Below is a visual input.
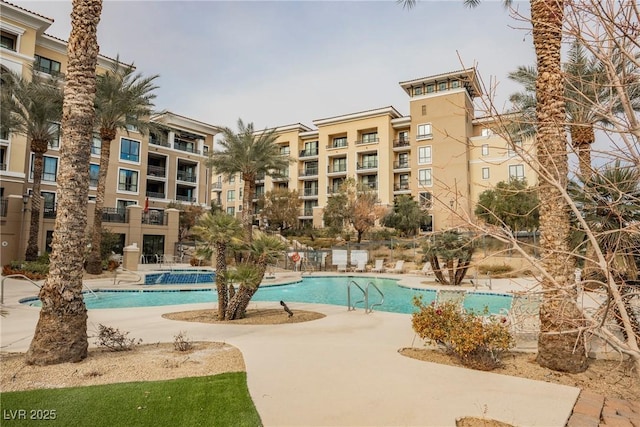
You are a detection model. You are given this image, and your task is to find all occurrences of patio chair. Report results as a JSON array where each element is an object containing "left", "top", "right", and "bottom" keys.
[
  {"left": 411, "top": 263, "right": 434, "bottom": 276},
  {"left": 353, "top": 260, "right": 367, "bottom": 272},
  {"left": 337, "top": 263, "right": 349, "bottom": 273},
  {"left": 502, "top": 293, "right": 542, "bottom": 340},
  {"left": 371, "top": 259, "right": 385, "bottom": 273},
  {"left": 388, "top": 260, "right": 405, "bottom": 274},
  {"left": 436, "top": 289, "right": 466, "bottom": 306}
]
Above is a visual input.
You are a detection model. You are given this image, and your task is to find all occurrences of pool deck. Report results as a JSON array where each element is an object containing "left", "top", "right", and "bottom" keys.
[{"left": 0, "top": 269, "right": 581, "bottom": 426}]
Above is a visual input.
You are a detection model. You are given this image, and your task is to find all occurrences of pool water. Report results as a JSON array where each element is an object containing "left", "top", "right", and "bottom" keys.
[
  {"left": 23, "top": 276, "right": 512, "bottom": 314},
  {"left": 144, "top": 270, "right": 215, "bottom": 285}
]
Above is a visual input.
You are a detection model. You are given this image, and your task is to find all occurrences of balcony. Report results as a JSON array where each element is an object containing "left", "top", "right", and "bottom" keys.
[
  {"left": 393, "top": 138, "right": 410, "bottom": 150},
  {"left": 142, "top": 210, "right": 167, "bottom": 225},
  {"left": 212, "top": 182, "right": 223, "bottom": 192},
  {"left": 360, "top": 182, "right": 378, "bottom": 191},
  {"left": 43, "top": 208, "right": 57, "bottom": 219},
  {"left": 299, "top": 208, "right": 314, "bottom": 218},
  {"left": 327, "top": 165, "right": 347, "bottom": 175},
  {"left": 356, "top": 161, "right": 378, "bottom": 171},
  {"left": 255, "top": 172, "right": 265, "bottom": 182},
  {"left": 272, "top": 174, "right": 289, "bottom": 182},
  {"left": 355, "top": 137, "right": 379, "bottom": 145},
  {"left": 327, "top": 141, "right": 348, "bottom": 149},
  {"left": 102, "top": 207, "right": 127, "bottom": 223},
  {"left": 299, "top": 148, "right": 319, "bottom": 158},
  {"left": 176, "top": 195, "right": 196, "bottom": 203},
  {"left": 147, "top": 165, "right": 167, "bottom": 178},
  {"left": 176, "top": 170, "right": 197, "bottom": 183},
  {"left": 146, "top": 191, "right": 166, "bottom": 199},
  {"left": 301, "top": 188, "right": 319, "bottom": 198},
  {"left": 393, "top": 161, "right": 410, "bottom": 170},
  {"left": 393, "top": 183, "right": 411, "bottom": 192},
  {"left": 149, "top": 136, "right": 170, "bottom": 147},
  {"left": 299, "top": 168, "right": 319, "bottom": 178},
  {"left": 174, "top": 141, "right": 201, "bottom": 155}
]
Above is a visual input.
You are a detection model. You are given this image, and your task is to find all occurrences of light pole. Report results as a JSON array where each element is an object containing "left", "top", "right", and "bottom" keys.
[
  {"left": 449, "top": 199, "right": 454, "bottom": 228},
  {"left": 19, "top": 192, "right": 30, "bottom": 261}
]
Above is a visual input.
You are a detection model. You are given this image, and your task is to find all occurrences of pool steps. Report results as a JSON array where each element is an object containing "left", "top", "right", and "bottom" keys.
[{"left": 347, "top": 279, "right": 385, "bottom": 314}]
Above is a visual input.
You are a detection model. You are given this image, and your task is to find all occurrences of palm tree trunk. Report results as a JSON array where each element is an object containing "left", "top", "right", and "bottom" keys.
[
  {"left": 241, "top": 173, "right": 254, "bottom": 242},
  {"left": 25, "top": 147, "right": 46, "bottom": 261},
  {"left": 86, "top": 136, "right": 113, "bottom": 274},
  {"left": 215, "top": 242, "right": 228, "bottom": 320},
  {"left": 532, "top": 0, "right": 588, "bottom": 373},
  {"left": 225, "top": 263, "right": 267, "bottom": 320},
  {"left": 26, "top": 0, "right": 102, "bottom": 366}
]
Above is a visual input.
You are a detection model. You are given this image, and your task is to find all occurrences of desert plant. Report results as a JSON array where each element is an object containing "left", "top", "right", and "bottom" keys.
[
  {"left": 477, "top": 264, "right": 514, "bottom": 276},
  {"left": 412, "top": 298, "right": 513, "bottom": 370},
  {"left": 95, "top": 324, "right": 142, "bottom": 352},
  {"left": 173, "top": 331, "right": 193, "bottom": 352}
]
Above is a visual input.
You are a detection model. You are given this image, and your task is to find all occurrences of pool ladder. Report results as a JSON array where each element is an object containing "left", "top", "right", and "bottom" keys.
[
  {"left": 346, "top": 280, "right": 384, "bottom": 314},
  {"left": 1, "top": 274, "right": 99, "bottom": 304}
]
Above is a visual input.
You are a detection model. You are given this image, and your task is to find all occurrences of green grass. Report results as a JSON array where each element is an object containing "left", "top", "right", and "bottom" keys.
[{"left": 0, "top": 372, "right": 261, "bottom": 427}]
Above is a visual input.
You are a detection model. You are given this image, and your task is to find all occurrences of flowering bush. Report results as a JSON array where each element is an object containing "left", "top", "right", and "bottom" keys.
[{"left": 411, "top": 296, "right": 513, "bottom": 370}]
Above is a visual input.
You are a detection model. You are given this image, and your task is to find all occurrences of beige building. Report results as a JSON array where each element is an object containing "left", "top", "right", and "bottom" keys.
[
  {"left": 216, "top": 68, "right": 536, "bottom": 232},
  {"left": 0, "top": 1, "right": 220, "bottom": 263}
]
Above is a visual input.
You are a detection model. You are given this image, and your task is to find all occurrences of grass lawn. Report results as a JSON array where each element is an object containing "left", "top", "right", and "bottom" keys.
[{"left": 0, "top": 372, "right": 261, "bottom": 427}]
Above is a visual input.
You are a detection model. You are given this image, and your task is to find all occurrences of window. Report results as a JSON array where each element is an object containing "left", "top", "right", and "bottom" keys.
[
  {"left": 418, "top": 168, "right": 432, "bottom": 186},
  {"left": 30, "top": 155, "right": 58, "bottom": 182},
  {"left": 125, "top": 115, "right": 138, "bottom": 132},
  {"left": 229, "top": 174, "right": 235, "bottom": 184},
  {"left": 203, "top": 145, "right": 209, "bottom": 155},
  {"left": 89, "top": 164, "right": 99, "bottom": 187},
  {"left": 509, "top": 164, "right": 525, "bottom": 181},
  {"left": 421, "top": 105, "right": 426, "bottom": 116},
  {"left": 226, "top": 207, "right": 235, "bottom": 216},
  {"left": 417, "top": 123, "right": 432, "bottom": 139},
  {"left": 280, "top": 145, "right": 290, "bottom": 156},
  {"left": 1, "top": 128, "right": 8, "bottom": 141},
  {"left": 332, "top": 136, "right": 347, "bottom": 148},
  {"left": 426, "top": 84, "right": 435, "bottom": 93},
  {"left": 49, "top": 123, "right": 60, "bottom": 148},
  {"left": 34, "top": 55, "right": 61, "bottom": 75},
  {"left": 481, "top": 144, "right": 489, "bottom": 156},
  {"left": 91, "top": 135, "right": 101, "bottom": 155},
  {"left": 360, "top": 154, "right": 377, "bottom": 169},
  {"left": 116, "top": 199, "right": 137, "bottom": 211},
  {"left": 414, "top": 86, "right": 422, "bottom": 96},
  {"left": 418, "top": 146, "right": 432, "bottom": 164},
  {"left": 438, "top": 82, "right": 447, "bottom": 91},
  {"left": 42, "top": 192, "right": 56, "bottom": 217},
  {"left": 451, "top": 80, "right": 460, "bottom": 89},
  {"left": 481, "top": 128, "right": 492, "bottom": 137},
  {"left": 397, "top": 152, "right": 409, "bottom": 168},
  {"left": 482, "top": 167, "right": 490, "bottom": 180},
  {"left": 508, "top": 140, "right": 522, "bottom": 157},
  {"left": 332, "top": 157, "right": 346, "bottom": 172},
  {"left": 419, "top": 192, "right": 432, "bottom": 208},
  {"left": 361, "top": 132, "right": 378, "bottom": 144},
  {"left": 118, "top": 169, "right": 139, "bottom": 192},
  {"left": 398, "top": 131, "right": 408, "bottom": 142},
  {"left": 361, "top": 175, "right": 377, "bottom": 189},
  {"left": 227, "top": 190, "right": 236, "bottom": 201},
  {"left": 120, "top": 138, "right": 140, "bottom": 162},
  {"left": 1, "top": 31, "right": 17, "bottom": 51}
]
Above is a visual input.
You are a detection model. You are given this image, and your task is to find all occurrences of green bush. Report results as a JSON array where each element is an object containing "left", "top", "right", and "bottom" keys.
[
  {"left": 8, "top": 260, "right": 50, "bottom": 276},
  {"left": 411, "top": 297, "right": 513, "bottom": 370}
]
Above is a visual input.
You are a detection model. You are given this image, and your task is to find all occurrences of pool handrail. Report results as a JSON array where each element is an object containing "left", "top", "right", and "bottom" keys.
[
  {"left": 114, "top": 267, "right": 142, "bottom": 286},
  {"left": 347, "top": 280, "right": 366, "bottom": 311},
  {"left": 365, "top": 281, "right": 385, "bottom": 313},
  {"left": 1, "top": 274, "right": 42, "bottom": 304}
]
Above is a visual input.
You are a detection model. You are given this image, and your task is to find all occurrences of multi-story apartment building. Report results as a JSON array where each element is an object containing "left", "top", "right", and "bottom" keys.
[
  {"left": 0, "top": 1, "right": 220, "bottom": 262},
  {"left": 215, "top": 68, "right": 536, "bottom": 232}
]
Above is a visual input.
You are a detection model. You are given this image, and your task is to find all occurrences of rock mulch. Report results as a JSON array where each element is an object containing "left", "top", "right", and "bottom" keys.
[{"left": 567, "top": 390, "right": 640, "bottom": 427}]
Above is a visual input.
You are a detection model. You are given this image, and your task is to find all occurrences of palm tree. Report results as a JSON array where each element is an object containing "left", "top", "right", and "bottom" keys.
[
  {"left": 26, "top": 0, "right": 102, "bottom": 365},
  {"left": 401, "top": 0, "right": 588, "bottom": 372},
  {"left": 85, "top": 59, "right": 159, "bottom": 274},
  {"left": 225, "top": 233, "right": 285, "bottom": 320},
  {"left": 191, "top": 211, "right": 243, "bottom": 320},
  {"left": 207, "top": 119, "right": 292, "bottom": 242},
  {"left": 422, "top": 230, "right": 475, "bottom": 286},
  {"left": 507, "top": 41, "right": 639, "bottom": 177},
  {"left": 1, "top": 70, "right": 63, "bottom": 260}
]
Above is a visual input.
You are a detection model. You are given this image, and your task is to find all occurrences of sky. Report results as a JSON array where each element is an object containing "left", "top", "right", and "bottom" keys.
[{"left": 11, "top": 0, "right": 536, "bottom": 131}]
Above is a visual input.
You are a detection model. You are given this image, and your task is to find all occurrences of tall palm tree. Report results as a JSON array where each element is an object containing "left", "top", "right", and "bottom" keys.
[
  {"left": 401, "top": 0, "right": 588, "bottom": 372},
  {"left": 207, "top": 119, "right": 292, "bottom": 242},
  {"left": 85, "top": 60, "right": 159, "bottom": 274},
  {"left": 26, "top": 0, "right": 102, "bottom": 365},
  {"left": 508, "top": 41, "right": 639, "bottom": 177},
  {"left": 1, "top": 71, "right": 63, "bottom": 260},
  {"left": 225, "top": 233, "right": 285, "bottom": 320},
  {"left": 191, "top": 211, "right": 243, "bottom": 320}
]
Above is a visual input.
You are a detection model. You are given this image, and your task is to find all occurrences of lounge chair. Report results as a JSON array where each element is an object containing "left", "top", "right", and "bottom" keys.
[
  {"left": 436, "top": 289, "right": 466, "bottom": 306},
  {"left": 353, "top": 260, "right": 367, "bottom": 272},
  {"left": 388, "top": 260, "right": 405, "bottom": 274},
  {"left": 337, "top": 263, "right": 349, "bottom": 273},
  {"left": 371, "top": 259, "right": 385, "bottom": 273},
  {"left": 501, "top": 293, "right": 542, "bottom": 339},
  {"left": 411, "top": 263, "right": 434, "bottom": 276}
]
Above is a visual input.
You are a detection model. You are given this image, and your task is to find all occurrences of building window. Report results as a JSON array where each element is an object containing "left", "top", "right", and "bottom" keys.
[
  {"left": 509, "top": 164, "right": 525, "bottom": 181},
  {"left": 482, "top": 167, "right": 490, "bottom": 180},
  {"left": 332, "top": 157, "right": 346, "bottom": 173},
  {"left": 419, "top": 192, "right": 432, "bottom": 208},
  {"left": 398, "top": 131, "right": 408, "bottom": 142},
  {"left": 30, "top": 155, "right": 58, "bottom": 182},
  {"left": 116, "top": 199, "right": 137, "bottom": 211},
  {"left": 426, "top": 84, "right": 435, "bottom": 93},
  {"left": 481, "top": 144, "right": 489, "bottom": 156},
  {"left": 414, "top": 86, "right": 422, "bottom": 96},
  {"left": 418, "top": 146, "right": 432, "bottom": 164},
  {"left": 360, "top": 154, "right": 377, "bottom": 169},
  {"left": 418, "top": 168, "right": 432, "bottom": 187},
  {"left": 481, "top": 128, "right": 492, "bottom": 137},
  {"left": 89, "top": 164, "right": 100, "bottom": 187},
  {"left": 227, "top": 190, "right": 236, "bottom": 202},
  {"left": 42, "top": 192, "right": 56, "bottom": 217},
  {"left": 120, "top": 138, "right": 140, "bottom": 162},
  {"left": 417, "top": 123, "right": 432, "bottom": 140},
  {"left": 34, "top": 55, "right": 61, "bottom": 75},
  {"left": 438, "top": 82, "right": 447, "bottom": 91},
  {"left": 421, "top": 105, "right": 426, "bottom": 116},
  {"left": 332, "top": 136, "right": 347, "bottom": 148},
  {"left": 49, "top": 123, "right": 60, "bottom": 149},
  {"left": 280, "top": 145, "right": 290, "bottom": 156},
  {"left": 508, "top": 140, "right": 522, "bottom": 157},
  {"left": 1, "top": 31, "right": 17, "bottom": 51},
  {"left": 226, "top": 207, "right": 235, "bottom": 216},
  {"left": 361, "top": 132, "right": 378, "bottom": 144},
  {"left": 118, "top": 169, "right": 139, "bottom": 192},
  {"left": 451, "top": 80, "right": 460, "bottom": 88},
  {"left": 91, "top": 135, "right": 101, "bottom": 155}
]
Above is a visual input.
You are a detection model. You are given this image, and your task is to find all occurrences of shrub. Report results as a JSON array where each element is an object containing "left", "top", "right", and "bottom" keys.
[
  {"left": 411, "top": 297, "right": 513, "bottom": 370},
  {"left": 477, "top": 264, "right": 514, "bottom": 276},
  {"left": 95, "top": 324, "right": 142, "bottom": 351},
  {"left": 4, "top": 260, "right": 49, "bottom": 280},
  {"left": 173, "top": 331, "right": 193, "bottom": 352}
]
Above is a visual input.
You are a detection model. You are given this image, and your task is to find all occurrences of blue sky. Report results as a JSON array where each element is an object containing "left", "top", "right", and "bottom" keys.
[{"left": 13, "top": 0, "right": 535, "bottom": 131}]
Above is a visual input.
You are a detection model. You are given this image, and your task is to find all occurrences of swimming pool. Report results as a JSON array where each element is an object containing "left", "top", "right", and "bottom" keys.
[
  {"left": 144, "top": 269, "right": 215, "bottom": 285},
  {"left": 22, "top": 276, "right": 512, "bottom": 314}
]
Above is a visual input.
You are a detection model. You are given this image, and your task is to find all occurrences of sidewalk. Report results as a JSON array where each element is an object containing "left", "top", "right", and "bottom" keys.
[{"left": 1, "top": 275, "right": 580, "bottom": 426}]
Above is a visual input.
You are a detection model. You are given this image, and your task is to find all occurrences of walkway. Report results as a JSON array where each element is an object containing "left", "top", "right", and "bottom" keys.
[{"left": 1, "top": 273, "right": 581, "bottom": 426}]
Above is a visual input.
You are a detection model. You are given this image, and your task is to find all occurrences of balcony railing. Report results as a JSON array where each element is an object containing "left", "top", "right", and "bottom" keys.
[
  {"left": 212, "top": 182, "right": 223, "bottom": 191},
  {"left": 328, "top": 165, "right": 347, "bottom": 174},
  {"left": 174, "top": 141, "right": 201, "bottom": 155},
  {"left": 0, "top": 198, "right": 8, "bottom": 217},
  {"left": 0, "top": 163, "right": 6, "bottom": 171},
  {"left": 176, "top": 195, "right": 196, "bottom": 203},
  {"left": 147, "top": 165, "right": 167, "bottom": 178},
  {"left": 255, "top": 173, "right": 266, "bottom": 182},
  {"left": 149, "top": 137, "right": 170, "bottom": 147},
  {"left": 360, "top": 182, "right": 378, "bottom": 190},
  {"left": 355, "top": 137, "right": 379, "bottom": 145},
  {"left": 394, "top": 183, "right": 410, "bottom": 191},
  {"left": 176, "top": 170, "right": 197, "bottom": 183},
  {"left": 142, "top": 211, "right": 167, "bottom": 225},
  {"left": 89, "top": 178, "right": 99, "bottom": 187},
  {"left": 302, "top": 188, "right": 319, "bottom": 197},
  {"left": 327, "top": 142, "right": 348, "bottom": 149},
  {"left": 299, "top": 148, "right": 318, "bottom": 157},
  {"left": 102, "top": 207, "right": 127, "bottom": 223},
  {"left": 272, "top": 174, "right": 289, "bottom": 182},
  {"left": 357, "top": 161, "right": 378, "bottom": 170},
  {"left": 393, "top": 161, "right": 410, "bottom": 169},
  {"left": 300, "top": 209, "right": 314, "bottom": 217},
  {"left": 299, "top": 168, "right": 319, "bottom": 177},
  {"left": 146, "top": 191, "right": 166, "bottom": 199},
  {"left": 393, "top": 138, "right": 410, "bottom": 148}
]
